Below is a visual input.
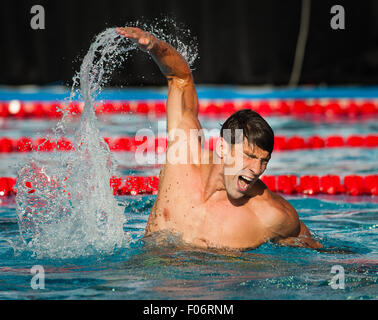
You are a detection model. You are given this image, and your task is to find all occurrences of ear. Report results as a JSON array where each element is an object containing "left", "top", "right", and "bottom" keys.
[{"left": 215, "top": 137, "right": 229, "bottom": 159}]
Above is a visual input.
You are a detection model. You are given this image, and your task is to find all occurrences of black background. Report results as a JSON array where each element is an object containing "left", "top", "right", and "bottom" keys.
[{"left": 1, "top": 0, "right": 378, "bottom": 86}]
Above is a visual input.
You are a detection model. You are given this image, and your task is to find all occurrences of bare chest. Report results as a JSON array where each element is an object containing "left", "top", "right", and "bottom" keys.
[{"left": 147, "top": 165, "right": 267, "bottom": 249}]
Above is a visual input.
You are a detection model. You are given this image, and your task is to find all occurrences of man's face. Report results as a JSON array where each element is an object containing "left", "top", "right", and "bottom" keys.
[{"left": 223, "top": 138, "right": 271, "bottom": 200}]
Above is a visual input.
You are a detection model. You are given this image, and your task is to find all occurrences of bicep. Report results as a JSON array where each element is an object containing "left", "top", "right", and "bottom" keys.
[{"left": 265, "top": 191, "right": 322, "bottom": 248}]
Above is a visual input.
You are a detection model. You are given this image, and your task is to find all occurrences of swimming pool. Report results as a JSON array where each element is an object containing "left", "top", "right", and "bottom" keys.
[{"left": 0, "top": 87, "right": 377, "bottom": 300}]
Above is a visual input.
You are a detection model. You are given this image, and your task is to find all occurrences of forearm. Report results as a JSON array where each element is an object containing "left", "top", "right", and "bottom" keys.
[
  {"left": 274, "top": 221, "right": 323, "bottom": 249},
  {"left": 274, "top": 235, "right": 323, "bottom": 249},
  {"left": 148, "top": 36, "right": 192, "bottom": 81}
]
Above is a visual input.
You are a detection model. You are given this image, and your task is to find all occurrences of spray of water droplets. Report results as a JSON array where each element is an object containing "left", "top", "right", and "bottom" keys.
[
  {"left": 12, "top": 20, "right": 198, "bottom": 259},
  {"left": 13, "top": 29, "right": 133, "bottom": 259},
  {"left": 130, "top": 17, "right": 199, "bottom": 69}
]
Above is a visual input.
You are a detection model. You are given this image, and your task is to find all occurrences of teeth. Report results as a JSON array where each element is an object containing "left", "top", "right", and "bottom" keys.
[{"left": 241, "top": 175, "right": 252, "bottom": 182}]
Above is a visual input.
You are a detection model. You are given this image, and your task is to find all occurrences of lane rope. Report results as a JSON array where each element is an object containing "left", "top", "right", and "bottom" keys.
[
  {"left": 0, "top": 134, "right": 377, "bottom": 153},
  {"left": 0, "top": 174, "right": 376, "bottom": 197},
  {"left": 1, "top": 99, "right": 378, "bottom": 118}
]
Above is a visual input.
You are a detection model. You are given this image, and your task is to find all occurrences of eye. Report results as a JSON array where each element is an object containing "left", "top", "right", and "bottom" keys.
[{"left": 244, "top": 153, "right": 255, "bottom": 159}]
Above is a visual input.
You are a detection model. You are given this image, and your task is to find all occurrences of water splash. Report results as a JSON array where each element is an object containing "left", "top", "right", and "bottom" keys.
[
  {"left": 130, "top": 17, "right": 199, "bottom": 68},
  {"left": 14, "top": 29, "right": 134, "bottom": 259},
  {"left": 13, "top": 19, "right": 198, "bottom": 259}
]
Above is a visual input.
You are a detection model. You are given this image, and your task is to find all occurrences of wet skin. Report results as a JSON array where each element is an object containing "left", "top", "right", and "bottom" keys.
[{"left": 116, "top": 27, "right": 323, "bottom": 250}]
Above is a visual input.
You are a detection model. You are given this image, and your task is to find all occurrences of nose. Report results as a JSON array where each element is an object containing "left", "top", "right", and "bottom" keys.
[{"left": 248, "top": 160, "right": 263, "bottom": 177}]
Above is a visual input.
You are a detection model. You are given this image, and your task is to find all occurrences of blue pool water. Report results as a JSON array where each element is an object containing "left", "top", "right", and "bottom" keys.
[{"left": 0, "top": 87, "right": 377, "bottom": 300}]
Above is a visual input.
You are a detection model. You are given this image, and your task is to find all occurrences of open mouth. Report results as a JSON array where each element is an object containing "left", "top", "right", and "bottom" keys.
[{"left": 237, "top": 175, "right": 254, "bottom": 192}]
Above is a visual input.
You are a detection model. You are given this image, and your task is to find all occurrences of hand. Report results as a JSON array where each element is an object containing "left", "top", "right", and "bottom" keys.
[{"left": 116, "top": 27, "right": 155, "bottom": 52}]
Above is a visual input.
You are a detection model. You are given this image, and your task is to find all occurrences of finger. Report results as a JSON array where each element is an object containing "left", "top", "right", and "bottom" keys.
[
  {"left": 116, "top": 27, "right": 132, "bottom": 34},
  {"left": 116, "top": 29, "right": 138, "bottom": 39},
  {"left": 116, "top": 27, "right": 126, "bottom": 34},
  {"left": 117, "top": 27, "right": 140, "bottom": 34},
  {"left": 139, "top": 38, "right": 150, "bottom": 46}
]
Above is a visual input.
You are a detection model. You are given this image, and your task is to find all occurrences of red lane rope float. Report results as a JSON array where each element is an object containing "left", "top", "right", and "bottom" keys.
[
  {"left": 261, "top": 175, "right": 378, "bottom": 196},
  {"left": 0, "top": 134, "right": 377, "bottom": 153},
  {"left": 1, "top": 99, "right": 378, "bottom": 118},
  {"left": 0, "top": 175, "right": 376, "bottom": 197},
  {"left": 0, "top": 137, "right": 74, "bottom": 153}
]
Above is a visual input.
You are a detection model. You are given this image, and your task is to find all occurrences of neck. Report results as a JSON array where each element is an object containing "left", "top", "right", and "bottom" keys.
[{"left": 202, "top": 161, "right": 226, "bottom": 202}]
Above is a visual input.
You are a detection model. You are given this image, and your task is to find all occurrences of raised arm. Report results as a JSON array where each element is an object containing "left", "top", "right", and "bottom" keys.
[{"left": 116, "top": 27, "right": 199, "bottom": 132}]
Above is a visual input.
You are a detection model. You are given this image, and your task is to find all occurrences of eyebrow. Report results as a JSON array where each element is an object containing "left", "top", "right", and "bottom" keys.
[{"left": 244, "top": 152, "right": 271, "bottom": 161}]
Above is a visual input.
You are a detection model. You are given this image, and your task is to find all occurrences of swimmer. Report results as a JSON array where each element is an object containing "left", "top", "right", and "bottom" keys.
[{"left": 116, "top": 27, "right": 323, "bottom": 250}]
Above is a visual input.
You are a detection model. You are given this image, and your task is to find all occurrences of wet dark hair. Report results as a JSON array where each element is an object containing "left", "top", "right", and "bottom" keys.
[{"left": 220, "top": 109, "right": 274, "bottom": 153}]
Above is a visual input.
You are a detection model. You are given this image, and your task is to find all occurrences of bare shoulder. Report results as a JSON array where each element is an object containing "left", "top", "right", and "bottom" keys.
[
  {"left": 249, "top": 179, "right": 300, "bottom": 239},
  {"left": 250, "top": 180, "right": 323, "bottom": 249}
]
